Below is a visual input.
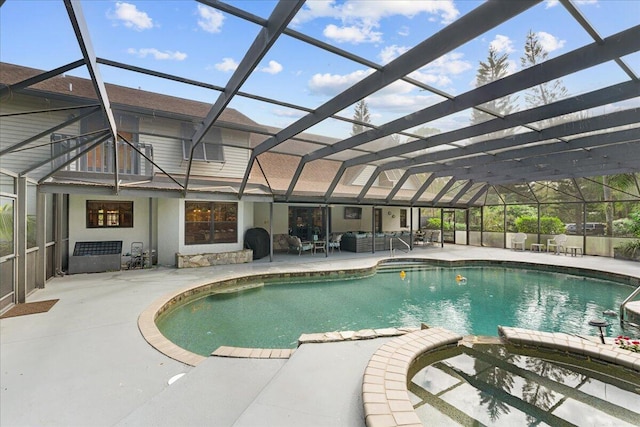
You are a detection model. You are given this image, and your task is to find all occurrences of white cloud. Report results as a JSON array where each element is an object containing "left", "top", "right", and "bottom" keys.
[
  {"left": 536, "top": 31, "right": 565, "bottom": 52},
  {"left": 378, "top": 45, "right": 410, "bottom": 65},
  {"left": 308, "top": 69, "right": 375, "bottom": 96},
  {"left": 273, "top": 108, "right": 305, "bottom": 118},
  {"left": 430, "top": 52, "right": 473, "bottom": 75},
  {"left": 197, "top": 4, "right": 224, "bottom": 33},
  {"left": 490, "top": 35, "right": 515, "bottom": 54},
  {"left": 127, "top": 48, "right": 186, "bottom": 61},
  {"left": 398, "top": 26, "right": 410, "bottom": 37},
  {"left": 308, "top": 66, "right": 442, "bottom": 115},
  {"left": 215, "top": 57, "right": 238, "bottom": 72},
  {"left": 111, "top": 2, "right": 153, "bottom": 31},
  {"left": 379, "top": 47, "right": 471, "bottom": 87},
  {"left": 546, "top": 0, "right": 597, "bottom": 7},
  {"left": 368, "top": 92, "right": 442, "bottom": 114},
  {"left": 295, "top": 1, "right": 459, "bottom": 26},
  {"left": 505, "top": 59, "right": 518, "bottom": 76},
  {"left": 293, "top": 1, "right": 459, "bottom": 45},
  {"left": 323, "top": 24, "right": 381, "bottom": 44},
  {"left": 260, "top": 60, "right": 283, "bottom": 75},
  {"left": 409, "top": 70, "right": 452, "bottom": 88}
]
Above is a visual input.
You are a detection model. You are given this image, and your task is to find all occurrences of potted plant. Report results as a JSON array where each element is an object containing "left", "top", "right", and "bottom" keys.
[{"left": 614, "top": 240, "right": 640, "bottom": 261}]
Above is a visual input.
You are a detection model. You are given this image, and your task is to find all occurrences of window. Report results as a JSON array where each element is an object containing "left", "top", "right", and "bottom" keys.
[
  {"left": 400, "top": 209, "right": 407, "bottom": 228},
  {"left": 86, "top": 201, "right": 133, "bottom": 228},
  {"left": 185, "top": 201, "right": 237, "bottom": 245},
  {"left": 181, "top": 124, "right": 224, "bottom": 163}
]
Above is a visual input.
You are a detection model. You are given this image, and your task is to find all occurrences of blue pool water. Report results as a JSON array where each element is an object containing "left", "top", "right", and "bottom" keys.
[{"left": 156, "top": 266, "right": 634, "bottom": 356}]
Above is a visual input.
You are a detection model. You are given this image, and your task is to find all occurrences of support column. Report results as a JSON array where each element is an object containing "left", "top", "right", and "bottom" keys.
[
  {"left": 503, "top": 205, "right": 507, "bottom": 249},
  {"left": 410, "top": 207, "right": 414, "bottom": 250},
  {"left": 148, "top": 197, "right": 154, "bottom": 267},
  {"left": 269, "top": 202, "right": 274, "bottom": 262},
  {"left": 371, "top": 206, "right": 375, "bottom": 253},
  {"left": 55, "top": 193, "right": 64, "bottom": 275},
  {"left": 35, "top": 189, "right": 46, "bottom": 288},
  {"left": 325, "top": 204, "right": 329, "bottom": 258},
  {"left": 16, "top": 177, "right": 27, "bottom": 303}
]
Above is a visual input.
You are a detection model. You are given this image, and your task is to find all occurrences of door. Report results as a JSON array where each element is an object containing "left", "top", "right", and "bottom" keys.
[
  {"left": 289, "top": 207, "right": 325, "bottom": 241},
  {"left": 374, "top": 208, "right": 382, "bottom": 233},
  {"left": 442, "top": 210, "right": 455, "bottom": 243}
]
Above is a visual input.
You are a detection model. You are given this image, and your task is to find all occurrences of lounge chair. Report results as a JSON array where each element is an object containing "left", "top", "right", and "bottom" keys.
[
  {"left": 511, "top": 233, "right": 527, "bottom": 251},
  {"left": 286, "top": 235, "right": 313, "bottom": 255},
  {"left": 547, "top": 234, "right": 568, "bottom": 254}
]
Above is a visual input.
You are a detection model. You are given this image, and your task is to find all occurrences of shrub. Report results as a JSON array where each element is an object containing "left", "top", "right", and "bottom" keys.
[
  {"left": 615, "top": 239, "right": 640, "bottom": 259},
  {"left": 514, "top": 215, "right": 564, "bottom": 234},
  {"left": 613, "top": 218, "right": 635, "bottom": 237},
  {"left": 540, "top": 216, "right": 564, "bottom": 234},
  {"left": 630, "top": 211, "right": 640, "bottom": 237},
  {"left": 514, "top": 216, "right": 537, "bottom": 233}
]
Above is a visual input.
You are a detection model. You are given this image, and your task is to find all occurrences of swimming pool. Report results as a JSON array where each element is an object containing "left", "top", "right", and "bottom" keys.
[{"left": 156, "top": 264, "right": 634, "bottom": 356}]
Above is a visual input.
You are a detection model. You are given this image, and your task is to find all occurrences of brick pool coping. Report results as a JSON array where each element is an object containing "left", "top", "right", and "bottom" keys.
[
  {"left": 362, "top": 326, "right": 640, "bottom": 427},
  {"left": 362, "top": 327, "right": 462, "bottom": 427},
  {"left": 498, "top": 326, "right": 640, "bottom": 372}
]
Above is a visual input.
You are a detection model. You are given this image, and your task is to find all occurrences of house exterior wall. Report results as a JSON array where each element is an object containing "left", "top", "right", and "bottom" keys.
[
  {"left": 155, "top": 198, "right": 254, "bottom": 267},
  {"left": 68, "top": 194, "right": 150, "bottom": 262},
  {"left": 134, "top": 114, "right": 250, "bottom": 179},
  {"left": 157, "top": 198, "right": 180, "bottom": 266},
  {"left": 0, "top": 95, "right": 80, "bottom": 176}
]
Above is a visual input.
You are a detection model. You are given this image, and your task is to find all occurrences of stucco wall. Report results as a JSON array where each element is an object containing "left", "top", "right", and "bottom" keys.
[{"left": 68, "top": 195, "right": 151, "bottom": 262}]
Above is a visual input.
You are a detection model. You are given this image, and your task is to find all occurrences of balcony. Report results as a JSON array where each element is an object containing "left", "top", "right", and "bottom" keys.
[{"left": 51, "top": 133, "right": 154, "bottom": 177}]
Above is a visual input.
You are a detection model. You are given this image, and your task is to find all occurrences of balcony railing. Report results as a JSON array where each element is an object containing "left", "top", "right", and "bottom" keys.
[{"left": 51, "top": 133, "right": 154, "bottom": 177}]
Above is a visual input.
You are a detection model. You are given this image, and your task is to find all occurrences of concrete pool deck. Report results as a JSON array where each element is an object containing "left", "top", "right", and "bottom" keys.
[{"left": 1, "top": 246, "right": 639, "bottom": 426}]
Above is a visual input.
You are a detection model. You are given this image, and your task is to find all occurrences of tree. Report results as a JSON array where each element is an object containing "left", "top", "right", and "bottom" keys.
[
  {"left": 520, "top": 30, "right": 568, "bottom": 120},
  {"left": 603, "top": 173, "right": 638, "bottom": 235},
  {"left": 471, "top": 47, "right": 517, "bottom": 140},
  {"left": 351, "top": 99, "right": 371, "bottom": 136}
]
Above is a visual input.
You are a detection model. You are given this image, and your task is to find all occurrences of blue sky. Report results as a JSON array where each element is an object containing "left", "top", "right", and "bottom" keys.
[{"left": 1, "top": 0, "right": 639, "bottom": 139}]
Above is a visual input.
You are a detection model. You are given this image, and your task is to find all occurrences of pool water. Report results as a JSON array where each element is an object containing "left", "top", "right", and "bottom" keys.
[{"left": 156, "top": 266, "right": 634, "bottom": 356}]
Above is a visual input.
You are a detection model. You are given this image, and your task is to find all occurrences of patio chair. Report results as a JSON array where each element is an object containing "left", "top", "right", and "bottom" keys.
[
  {"left": 413, "top": 230, "right": 425, "bottom": 246},
  {"left": 286, "top": 235, "right": 313, "bottom": 255},
  {"left": 426, "top": 230, "right": 439, "bottom": 245},
  {"left": 328, "top": 234, "right": 342, "bottom": 253},
  {"left": 511, "top": 233, "right": 527, "bottom": 251},
  {"left": 547, "top": 233, "right": 568, "bottom": 254},
  {"left": 128, "top": 242, "right": 144, "bottom": 269}
]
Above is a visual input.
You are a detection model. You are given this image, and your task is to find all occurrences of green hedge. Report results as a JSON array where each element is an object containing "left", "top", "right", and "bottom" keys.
[{"left": 515, "top": 215, "right": 564, "bottom": 234}]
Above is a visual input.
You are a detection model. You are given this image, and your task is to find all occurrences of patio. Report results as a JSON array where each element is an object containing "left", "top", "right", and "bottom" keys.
[{"left": 1, "top": 246, "right": 639, "bottom": 426}]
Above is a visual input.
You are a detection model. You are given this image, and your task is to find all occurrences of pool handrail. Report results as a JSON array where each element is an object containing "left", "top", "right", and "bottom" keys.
[
  {"left": 620, "top": 286, "right": 640, "bottom": 327},
  {"left": 389, "top": 236, "right": 410, "bottom": 256}
]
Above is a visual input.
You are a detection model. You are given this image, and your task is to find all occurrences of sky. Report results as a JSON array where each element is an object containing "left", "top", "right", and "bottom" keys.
[{"left": 1, "top": 0, "right": 639, "bottom": 139}]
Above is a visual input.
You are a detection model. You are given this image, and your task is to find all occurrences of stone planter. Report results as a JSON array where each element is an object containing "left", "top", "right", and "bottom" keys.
[{"left": 176, "top": 249, "right": 253, "bottom": 268}]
